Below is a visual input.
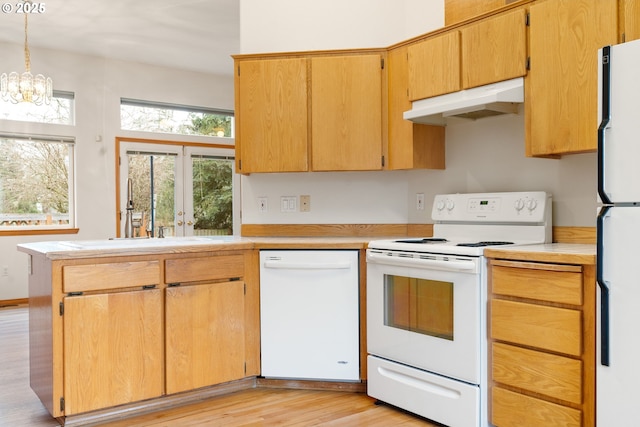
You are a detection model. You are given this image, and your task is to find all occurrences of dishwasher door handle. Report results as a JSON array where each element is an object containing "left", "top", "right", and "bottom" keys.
[{"left": 263, "top": 260, "right": 352, "bottom": 270}]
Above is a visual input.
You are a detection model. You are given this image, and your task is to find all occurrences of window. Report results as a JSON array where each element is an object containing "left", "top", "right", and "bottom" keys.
[
  {"left": 120, "top": 99, "right": 234, "bottom": 138},
  {"left": 0, "top": 91, "right": 75, "bottom": 125},
  {"left": 118, "top": 140, "right": 238, "bottom": 238},
  {"left": 0, "top": 134, "right": 75, "bottom": 230}
]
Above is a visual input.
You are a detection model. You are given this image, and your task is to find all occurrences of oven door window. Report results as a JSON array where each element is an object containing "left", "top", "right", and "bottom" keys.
[{"left": 384, "top": 274, "right": 453, "bottom": 341}]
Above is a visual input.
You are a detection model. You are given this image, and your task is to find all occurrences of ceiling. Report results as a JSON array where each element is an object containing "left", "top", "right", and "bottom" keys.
[{"left": 0, "top": 0, "right": 240, "bottom": 76}]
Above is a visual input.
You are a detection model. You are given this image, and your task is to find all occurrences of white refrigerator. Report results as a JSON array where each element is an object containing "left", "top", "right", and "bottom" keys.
[{"left": 597, "top": 38, "right": 640, "bottom": 426}]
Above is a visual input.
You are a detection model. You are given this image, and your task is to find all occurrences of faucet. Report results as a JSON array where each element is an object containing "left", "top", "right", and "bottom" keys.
[
  {"left": 124, "top": 178, "right": 134, "bottom": 238},
  {"left": 157, "top": 226, "right": 165, "bottom": 238}
]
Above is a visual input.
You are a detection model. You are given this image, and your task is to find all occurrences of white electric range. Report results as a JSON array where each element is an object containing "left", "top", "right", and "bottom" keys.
[{"left": 366, "top": 191, "right": 552, "bottom": 427}]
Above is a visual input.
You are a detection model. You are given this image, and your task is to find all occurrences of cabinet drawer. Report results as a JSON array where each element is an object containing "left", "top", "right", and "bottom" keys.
[
  {"left": 492, "top": 263, "right": 583, "bottom": 305},
  {"left": 63, "top": 261, "right": 160, "bottom": 293},
  {"left": 491, "top": 299, "right": 581, "bottom": 356},
  {"left": 165, "top": 255, "right": 244, "bottom": 284},
  {"left": 491, "top": 386, "right": 581, "bottom": 427},
  {"left": 492, "top": 342, "right": 582, "bottom": 404}
]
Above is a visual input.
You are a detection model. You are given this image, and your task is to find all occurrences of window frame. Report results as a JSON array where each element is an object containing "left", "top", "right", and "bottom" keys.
[
  {"left": 0, "top": 90, "right": 76, "bottom": 125},
  {"left": 0, "top": 133, "right": 78, "bottom": 236},
  {"left": 120, "top": 98, "right": 235, "bottom": 138}
]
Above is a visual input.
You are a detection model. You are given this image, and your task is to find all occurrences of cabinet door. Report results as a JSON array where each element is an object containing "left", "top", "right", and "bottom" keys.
[
  {"left": 387, "top": 46, "right": 445, "bottom": 170},
  {"left": 310, "top": 54, "right": 383, "bottom": 171},
  {"left": 63, "top": 289, "right": 163, "bottom": 415},
  {"left": 527, "top": 0, "right": 617, "bottom": 156},
  {"left": 236, "top": 58, "right": 308, "bottom": 173},
  {"left": 461, "top": 8, "right": 527, "bottom": 89},
  {"left": 165, "top": 280, "right": 245, "bottom": 394},
  {"left": 622, "top": 0, "right": 640, "bottom": 42},
  {"left": 408, "top": 31, "right": 461, "bottom": 101}
]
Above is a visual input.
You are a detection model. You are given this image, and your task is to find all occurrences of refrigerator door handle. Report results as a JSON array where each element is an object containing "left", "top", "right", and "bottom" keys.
[
  {"left": 598, "top": 45, "right": 613, "bottom": 205},
  {"left": 597, "top": 206, "right": 611, "bottom": 366}
]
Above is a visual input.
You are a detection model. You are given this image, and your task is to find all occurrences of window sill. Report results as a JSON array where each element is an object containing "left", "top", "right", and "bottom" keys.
[{"left": 0, "top": 228, "right": 79, "bottom": 237}]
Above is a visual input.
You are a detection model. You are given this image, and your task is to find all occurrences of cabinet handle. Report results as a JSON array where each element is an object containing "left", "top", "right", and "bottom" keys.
[{"left": 142, "top": 284, "right": 157, "bottom": 290}]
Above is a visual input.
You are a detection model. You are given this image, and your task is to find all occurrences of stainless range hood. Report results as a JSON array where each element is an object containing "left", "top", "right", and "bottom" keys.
[{"left": 403, "top": 77, "right": 524, "bottom": 126}]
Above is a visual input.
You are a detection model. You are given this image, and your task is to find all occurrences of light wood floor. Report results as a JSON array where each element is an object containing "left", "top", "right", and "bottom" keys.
[{"left": 0, "top": 305, "right": 439, "bottom": 426}]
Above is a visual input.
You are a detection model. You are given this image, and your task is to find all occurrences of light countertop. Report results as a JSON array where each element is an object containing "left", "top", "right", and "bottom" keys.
[
  {"left": 484, "top": 243, "right": 596, "bottom": 265},
  {"left": 17, "top": 236, "right": 375, "bottom": 260},
  {"left": 18, "top": 237, "right": 597, "bottom": 263}
]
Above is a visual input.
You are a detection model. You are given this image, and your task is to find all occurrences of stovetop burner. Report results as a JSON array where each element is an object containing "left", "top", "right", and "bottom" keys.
[
  {"left": 394, "top": 238, "right": 448, "bottom": 244},
  {"left": 456, "top": 241, "right": 514, "bottom": 247}
]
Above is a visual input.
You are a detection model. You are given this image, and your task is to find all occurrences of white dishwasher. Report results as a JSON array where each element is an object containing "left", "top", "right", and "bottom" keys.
[{"left": 259, "top": 250, "right": 360, "bottom": 381}]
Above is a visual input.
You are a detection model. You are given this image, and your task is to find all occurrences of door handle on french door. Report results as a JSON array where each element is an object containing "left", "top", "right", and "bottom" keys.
[{"left": 597, "top": 206, "right": 610, "bottom": 366}]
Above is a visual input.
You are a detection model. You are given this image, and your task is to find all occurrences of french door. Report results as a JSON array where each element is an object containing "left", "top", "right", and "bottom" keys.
[{"left": 118, "top": 141, "right": 238, "bottom": 238}]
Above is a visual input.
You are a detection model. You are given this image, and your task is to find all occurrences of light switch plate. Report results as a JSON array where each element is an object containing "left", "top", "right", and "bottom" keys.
[{"left": 281, "top": 196, "right": 297, "bottom": 212}]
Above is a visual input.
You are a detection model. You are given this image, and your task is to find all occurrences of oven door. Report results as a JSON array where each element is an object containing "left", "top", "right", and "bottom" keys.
[{"left": 366, "top": 249, "right": 483, "bottom": 385}]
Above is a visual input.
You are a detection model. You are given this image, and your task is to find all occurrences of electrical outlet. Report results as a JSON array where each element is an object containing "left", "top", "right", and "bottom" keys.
[
  {"left": 416, "top": 193, "right": 425, "bottom": 211},
  {"left": 1, "top": 266, "right": 8, "bottom": 277},
  {"left": 300, "top": 195, "right": 310, "bottom": 212},
  {"left": 258, "top": 197, "right": 268, "bottom": 213}
]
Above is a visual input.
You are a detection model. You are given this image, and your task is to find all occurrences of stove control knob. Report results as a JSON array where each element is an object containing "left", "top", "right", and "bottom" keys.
[
  {"left": 514, "top": 199, "right": 525, "bottom": 211},
  {"left": 446, "top": 199, "right": 455, "bottom": 211},
  {"left": 436, "top": 200, "right": 446, "bottom": 211},
  {"left": 526, "top": 198, "right": 538, "bottom": 211}
]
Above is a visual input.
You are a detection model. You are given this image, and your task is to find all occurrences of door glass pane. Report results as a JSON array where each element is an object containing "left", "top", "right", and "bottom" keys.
[
  {"left": 384, "top": 274, "right": 454, "bottom": 341},
  {"left": 191, "top": 156, "right": 233, "bottom": 235},
  {"left": 127, "top": 152, "right": 176, "bottom": 237}
]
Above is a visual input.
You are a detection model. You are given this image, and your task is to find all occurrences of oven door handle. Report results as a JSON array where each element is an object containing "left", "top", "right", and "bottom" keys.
[{"left": 367, "top": 252, "right": 477, "bottom": 273}]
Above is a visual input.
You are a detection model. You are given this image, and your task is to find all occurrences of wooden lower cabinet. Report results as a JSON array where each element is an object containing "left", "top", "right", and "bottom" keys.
[
  {"left": 165, "top": 280, "right": 246, "bottom": 394},
  {"left": 63, "top": 289, "right": 164, "bottom": 415},
  {"left": 25, "top": 249, "right": 257, "bottom": 421},
  {"left": 488, "top": 258, "right": 595, "bottom": 427}
]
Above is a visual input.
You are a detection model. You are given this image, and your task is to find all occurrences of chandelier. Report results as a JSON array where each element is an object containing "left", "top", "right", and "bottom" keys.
[{"left": 1, "top": 10, "right": 53, "bottom": 105}]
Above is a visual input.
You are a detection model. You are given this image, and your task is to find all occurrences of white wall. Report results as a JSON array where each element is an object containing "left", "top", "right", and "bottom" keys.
[
  {"left": 239, "top": 0, "right": 444, "bottom": 53},
  {"left": 238, "top": 0, "right": 597, "bottom": 229},
  {"left": 0, "top": 42, "right": 234, "bottom": 300}
]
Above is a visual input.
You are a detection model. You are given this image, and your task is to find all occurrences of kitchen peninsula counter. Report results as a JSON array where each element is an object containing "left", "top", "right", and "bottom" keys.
[
  {"left": 18, "top": 236, "right": 376, "bottom": 260},
  {"left": 16, "top": 236, "right": 376, "bottom": 426}
]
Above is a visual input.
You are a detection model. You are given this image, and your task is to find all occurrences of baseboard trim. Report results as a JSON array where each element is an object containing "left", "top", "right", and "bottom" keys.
[{"left": 257, "top": 377, "right": 366, "bottom": 393}]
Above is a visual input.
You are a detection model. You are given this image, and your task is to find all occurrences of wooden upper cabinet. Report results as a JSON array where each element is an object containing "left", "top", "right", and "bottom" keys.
[
  {"left": 460, "top": 8, "right": 527, "bottom": 89},
  {"left": 408, "top": 7, "right": 526, "bottom": 102},
  {"left": 622, "top": 0, "right": 640, "bottom": 42},
  {"left": 235, "top": 58, "right": 309, "bottom": 173},
  {"left": 387, "top": 46, "right": 445, "bottom": 170},
  {"left": 445, "top": 0, "right": 510, "bottom": 26},
  {"left": 408, "top": 31, "right": 461, "bottom": 101},
  {"left": 526, "top": 0, "right": 618, "bottom": 156},
  {"left": 310, "top": 54, "right": 383, "bottom": 171}
]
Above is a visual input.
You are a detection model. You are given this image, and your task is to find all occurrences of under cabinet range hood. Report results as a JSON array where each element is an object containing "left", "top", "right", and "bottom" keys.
[{"left": 404, "top": 77, "right": 524, "bottom": 126}]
